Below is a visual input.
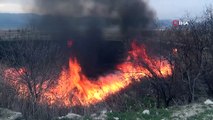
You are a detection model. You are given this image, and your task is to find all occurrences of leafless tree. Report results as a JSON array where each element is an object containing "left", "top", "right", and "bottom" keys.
[
  {"left": 0, "top": 39, "right": 66, "bottom": 119},
  {"left": 158, "top": 7, "right": 213, "bottom": 104}
]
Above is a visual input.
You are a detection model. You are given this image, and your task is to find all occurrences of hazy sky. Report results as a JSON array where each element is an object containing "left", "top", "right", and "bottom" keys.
[
  {"left": 0, "top": 0, "right": 212, "bottom": 19},
  {"left": 149, "top": 0, "right": 213, "bottom": 19},
  {"left": 0, "top": 0, "right": 33, "bottom": 13}
]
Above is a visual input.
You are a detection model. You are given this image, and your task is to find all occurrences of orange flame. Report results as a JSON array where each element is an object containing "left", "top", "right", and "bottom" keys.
[{"left": 3, "top": 41, "right": 172, "bottom": 107}]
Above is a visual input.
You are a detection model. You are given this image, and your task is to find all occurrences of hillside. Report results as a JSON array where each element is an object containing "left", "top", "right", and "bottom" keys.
[
  {"left": 0, "top": 13, "right": 40, "bottom": 29},
  {"left": 55, "top": 99, "right": 213, "bottom": 120},
  {"left": 0, "top": 13, "right": 172, "bottom": 30}
]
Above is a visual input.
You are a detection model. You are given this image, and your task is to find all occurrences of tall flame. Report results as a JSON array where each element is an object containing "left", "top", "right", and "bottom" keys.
[{"left": 3, "top": 41, "right": 172, "bottom": 107}]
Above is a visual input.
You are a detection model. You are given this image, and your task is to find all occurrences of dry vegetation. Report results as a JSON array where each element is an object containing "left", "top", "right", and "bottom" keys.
[{"left": 0, "top": 7, "right": 212, "bottom": 120}]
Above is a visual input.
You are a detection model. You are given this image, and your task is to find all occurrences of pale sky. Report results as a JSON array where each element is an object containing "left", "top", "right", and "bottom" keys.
[
  {"left": 0, "top": 0, "right": 33, "bottom": 13},
  {"left": 0, "top": 0, "right": 212, "bottom": 19},
  {"left": 149, "top": 0, "right": 213, "bottom": 19}
]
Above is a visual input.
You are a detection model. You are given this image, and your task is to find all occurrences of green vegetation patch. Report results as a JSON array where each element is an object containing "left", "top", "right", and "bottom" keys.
[
  {"left": 107, "top": 108, "right": 172, "bottom": 120},
  {"left": 188, "top": 109, "right": 213, "bottom": 120}
]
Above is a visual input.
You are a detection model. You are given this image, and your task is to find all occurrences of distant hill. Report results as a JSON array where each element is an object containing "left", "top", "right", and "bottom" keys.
[
  {"left": 0, "top": 13, "right": 172, "bottom": 30},
  {"left": 0, "top": 13, "right": 40, "bottom": 30},
  {"left": 157, "top": 19, "right": 173, "bottom": 29}
]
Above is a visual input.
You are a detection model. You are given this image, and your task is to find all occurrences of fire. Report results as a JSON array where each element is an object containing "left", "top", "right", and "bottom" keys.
[
  {"left": 3, "top": 41, "right": 172, "bottom": 107},
  {"left": 173, "top": 48, "right": 178, "bottom": 55},
  {"left": 43, "top": 59, "right": 133, "bottom": 106},
  {"left": 4, "top": 68, "right": 28, "bottom": 96},
  {"left": 67, "top": 39, "right": 73, "bottom": 48}
]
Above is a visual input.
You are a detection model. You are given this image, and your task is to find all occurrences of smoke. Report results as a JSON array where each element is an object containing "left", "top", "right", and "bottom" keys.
[
  {"left": 30, "top": 0, "right": 154, "bottom": 78},
  {"left": 33, "top": 0, "right": 110, "bottom": 16}
]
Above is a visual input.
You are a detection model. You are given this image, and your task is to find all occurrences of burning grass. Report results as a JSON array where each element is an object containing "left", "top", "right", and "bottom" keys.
[{"left": 3, "top": 41, "right": 172, "bottom": 107}]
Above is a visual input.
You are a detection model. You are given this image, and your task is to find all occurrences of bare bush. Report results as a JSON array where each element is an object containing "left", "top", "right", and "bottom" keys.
[
  {"left": 0, "top": 40, "right": 67, "bottom": 119},
  {"left": 158, "top": 7, "right": 213, "bottom": 104}
]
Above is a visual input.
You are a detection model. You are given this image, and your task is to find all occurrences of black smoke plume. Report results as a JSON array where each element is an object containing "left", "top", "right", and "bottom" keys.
[{"left": 30, "top": 0, "right": 154, "bottom": 78}]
